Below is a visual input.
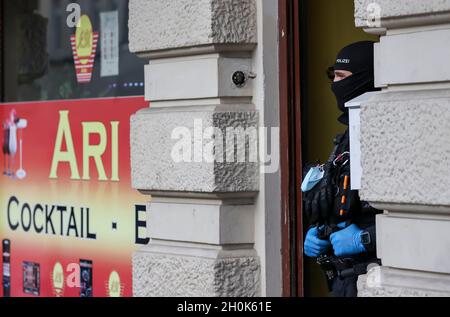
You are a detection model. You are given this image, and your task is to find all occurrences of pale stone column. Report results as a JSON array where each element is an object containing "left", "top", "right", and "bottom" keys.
[
  {"left": 128, "top": 0, "right": 261, "bottom": 297},
  {"left": 355, "top": 0, "right": 450, "bottom": 297}
]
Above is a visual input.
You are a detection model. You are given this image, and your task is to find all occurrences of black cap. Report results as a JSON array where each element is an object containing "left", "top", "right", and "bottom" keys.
[
  {"left": 331, "top": 41, "right": 379, "bottom": 125},
  {"left": 334, "top": 41, "right": 375, "bottom": 75}
]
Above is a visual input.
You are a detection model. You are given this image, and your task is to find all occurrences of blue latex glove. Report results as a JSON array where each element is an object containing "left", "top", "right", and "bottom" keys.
[
  {"left": 304, "top": 226, "right": 331, "bottom": 258},
  {"left": 330, "top": 223, "right": 366, "bottom": 257}
]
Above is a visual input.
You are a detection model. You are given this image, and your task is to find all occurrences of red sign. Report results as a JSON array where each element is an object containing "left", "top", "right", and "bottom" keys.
[{"left": 0, "top": 97, "right": 149, "bottom": 297}]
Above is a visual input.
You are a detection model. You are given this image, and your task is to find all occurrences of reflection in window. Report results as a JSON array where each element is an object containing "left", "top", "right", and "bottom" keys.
[{"left": 3, "top": 0, "right": 146, "bottom": 102}]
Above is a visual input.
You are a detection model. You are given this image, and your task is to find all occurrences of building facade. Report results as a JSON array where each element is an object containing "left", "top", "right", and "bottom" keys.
[
  {"left": 2, "top": 0, "right": 448, "bottom": 299},
  {"left": 128, "top": 0, "right": 281, "bottom": 297},
  {"left": 355, "top": 0, "right": 450, "bottom": 297},
  {"left": 129, "top": 0, "right": 450, "bottom": 297}
]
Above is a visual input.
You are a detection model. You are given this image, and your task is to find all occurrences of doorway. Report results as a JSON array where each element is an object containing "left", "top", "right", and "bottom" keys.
[{"left": 279, "top": 0, "right": 378, "bottom": 297}]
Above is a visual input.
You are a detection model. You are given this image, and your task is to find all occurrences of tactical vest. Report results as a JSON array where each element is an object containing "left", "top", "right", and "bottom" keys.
[{"left": 329, "top": 130, "right": 380, "bottom": 231}]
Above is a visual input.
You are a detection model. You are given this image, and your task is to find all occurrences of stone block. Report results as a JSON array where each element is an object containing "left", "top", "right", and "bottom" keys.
[
  {"left": 355, "top": 0, "right": 450, "bottom": 28},
  {"left": 147, "top": 198, "right": 255, "bottom": 245},
  {"left": 145, "top": 54, "right": 254, "bottom": 102},
  {"left": 376, "top": 214, "right": 450, "bottom": 274},
  {"left": 360, "top": 90, "right": 450, "bottom": 207},
  {"left": 358, "top": 266, "right": 450, "bottom": 297},
  {"left": 131, "top": 106, "right": 259, "bottom": 196},
  {"left": 129, "top": 0, "right": 257, "bottom": 54},
  {"left": 375, "top": 28, "right": 450, "bottom": 87},
  {"left": 133, "top": 245, "right": 260, "bottom": 297}
]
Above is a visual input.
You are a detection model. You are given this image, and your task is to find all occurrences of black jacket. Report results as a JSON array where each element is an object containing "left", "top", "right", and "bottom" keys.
[{"left": 335, "top": 130, "right": 381, "bottom": 256}]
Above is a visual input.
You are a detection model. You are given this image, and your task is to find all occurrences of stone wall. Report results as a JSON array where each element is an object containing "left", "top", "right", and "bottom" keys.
[
  {"left": 354, "top": 0, "right": 450, "bottom": 297},
  {"left": 128, "top": 0, "right": 280, "bottom": 297}
]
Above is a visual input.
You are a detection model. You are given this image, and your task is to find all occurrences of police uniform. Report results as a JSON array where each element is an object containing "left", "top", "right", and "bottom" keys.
[
  {"left": 303, "top": 41, "right": 382, "bottom": 297},
  {"left": 329, "top": 130, "right": 381, "bottom": 297}
]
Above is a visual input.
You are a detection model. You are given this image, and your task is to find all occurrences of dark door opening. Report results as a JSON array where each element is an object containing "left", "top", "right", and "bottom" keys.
[
  {"left": 279, "top": 0, "right": 378, "bottom": 297},
  {"left": 279, "top": 0, "right": 304, "bottom": 297}
]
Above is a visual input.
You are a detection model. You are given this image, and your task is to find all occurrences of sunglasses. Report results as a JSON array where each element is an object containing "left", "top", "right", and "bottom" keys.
[{"left": 327, "top": 66, "right": 335, "bottom": 81}]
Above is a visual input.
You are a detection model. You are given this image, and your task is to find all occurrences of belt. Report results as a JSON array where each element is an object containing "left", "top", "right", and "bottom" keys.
[{"left": 317, "top": 255, "right": 381, "bottom": 290}]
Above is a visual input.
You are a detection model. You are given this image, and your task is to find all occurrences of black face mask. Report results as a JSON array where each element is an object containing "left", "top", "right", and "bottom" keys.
[
  {"left": 331, "top": 70, "right": 375, "bottom": 113},
  {"left": 331, "top": 41, "right": 379, "bottom": 125}
]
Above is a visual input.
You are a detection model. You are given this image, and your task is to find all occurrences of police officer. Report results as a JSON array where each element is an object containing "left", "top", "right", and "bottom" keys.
[{"left": 303, "top": 41, "right": 382, "bottom": 297}]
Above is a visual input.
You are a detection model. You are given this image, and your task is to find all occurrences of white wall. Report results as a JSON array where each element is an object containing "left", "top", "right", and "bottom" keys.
[{"left": 252, "top": 0, "right": 282, "bottom": 297}]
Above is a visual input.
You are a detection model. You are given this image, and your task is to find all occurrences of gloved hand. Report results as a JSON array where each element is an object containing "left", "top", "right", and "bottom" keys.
[
  {"left": 304, "top": 226, "right": 331, "bottom": 258},
  {"left": 330, "top": 223, "right": 366, "bottom": 257}
]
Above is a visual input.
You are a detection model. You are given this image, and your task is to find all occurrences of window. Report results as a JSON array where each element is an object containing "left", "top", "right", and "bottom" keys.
[{"left": 2, "top": 0, "right": 145, "bottom": 102}]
